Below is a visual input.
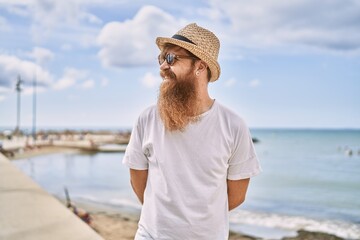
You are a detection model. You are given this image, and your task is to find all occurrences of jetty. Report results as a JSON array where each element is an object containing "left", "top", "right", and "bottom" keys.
[{"left": 0, "top": 131, "right": 130, "bottom": 159}]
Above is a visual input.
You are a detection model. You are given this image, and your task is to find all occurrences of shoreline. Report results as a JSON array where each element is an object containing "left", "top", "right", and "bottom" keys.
[
  {"left": 65, "top": 199, "right": 259, "bottom": 240},
  {"left": 62, "top": 198, "right": 345, "bottom": 240},
  {"left": 8, "top": 145, "right": 348, "bottom": 240},
  {"left": 8, "top": 145, "right": 82, "bottom": 160}
]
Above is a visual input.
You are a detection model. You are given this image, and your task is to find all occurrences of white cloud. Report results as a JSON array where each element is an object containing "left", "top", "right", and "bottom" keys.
[
  {"left": 2, "top": 1, "right": 103, "bottom": 47},
  {"left": 224, "top": 78, "right": 236, "bottom": 87},
  {"left": 97, "top": 5, "right": 183, "bottom": 68},
  {"left": 3, "top": 0, "right": 359, "bottom": 60},
  {"left": 80, "top": 12, "right": 102, "bottom": 25},
  {"left": 52, "top": 67, "right": 88, "bottom": 90},
  {"left": 101, "top": 77, "right": 109, "bottom": 87},
  {"left": 205, "top": 0, "right": 360, "bottom": 52},
  {"left": 22, "top": 85, "right": 47, "bottom": 96},
  {"left": 29, "top": 1, "right": 101, "bottom": 28},
  {"left": 0, "top": 86, "right": 10, "bottom": 93},
  {"left": 0, "top": 86, "right": 9, "bottom": 102},
  {"left": 249, "top": 79, "right": 260, "bottom": 88},
  {"left": 61, "top": 44, "right": 72, "bottom": 51},
  {"left": 80, "top": 79, "right": 95, "bottom": 89},
  {"left": 53, "top": 77, "right": 76, "bottom": 90},
  {"left": 5, "top": 4, "right": 29, "bottom": 17},
  {"left": 141, "top": 72, "right": 162, "bottom": 88},
  {"left": 27, "top": 47, "right": 54, "bottom": 65},
  {"left": 0, "top": 54, "right": 54, "bottom": 89}
]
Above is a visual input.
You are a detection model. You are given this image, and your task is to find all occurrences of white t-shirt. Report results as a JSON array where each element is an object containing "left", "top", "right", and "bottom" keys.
[{"left": 123, "top": 101, "right": 261, "bottom": 240}]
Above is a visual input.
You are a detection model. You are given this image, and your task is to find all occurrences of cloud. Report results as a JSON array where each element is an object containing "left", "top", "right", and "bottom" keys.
[
  {"left": 0, "top": 86, "right": 10, "bottom": 93},
  {"left": 2, "top": 0, "right": 103, "bottom": 47},
  {"left": 29, "top": 0, "right": 102, "bottom": 28},
  {"left": 0, "top": 54, "right": 54, "bottom": 89},
  {"left": 22, "top": 86, "right": 47, "bottom": 96},
  {"left": 249, "top": 79, "right": 260, "bottom": 88},
  {"left": 3, "top": 0, "right": 360, "bottom": 59},
  {"left": 52, "top": 67, "right": 87, "bottom": 90},
  {"left": 141, "top": 72, "right": 162, "bottom": 88},
  {"left": 80, "top": 79, "right": 95, "bottom": 89},
  {"left": 27, "top": 47, "right": 54, "bottom": 65},
  {"left": 79, "top": 12, "right": 103, "bottom": 25},
  {"left": 101, "top": 77, "right": 109, "bottom": 87},
  {"left": 0, "top": 86, "right": 10, "bottom": 102},
  {"left": 205, "top": 0, "right": 360, "bottom": 52},
  {"left": 224, "top": 78, "right": 236, "bottom": 87},
  {"left": 61, "top": 44, "right": 72, "bottom": 51},
  {"left": 97, "top": 5, "right": 183, "bottom": 68},
  {"left": 4, "top": 4, "right": 29, "bottom": 17}
]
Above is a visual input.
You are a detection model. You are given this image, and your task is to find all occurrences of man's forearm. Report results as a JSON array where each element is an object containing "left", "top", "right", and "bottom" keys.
[
  {"left": 130, "top": 169, "right": 148, "bottom": 204},
  {"left": 227, "top": 178, "right": 250, "bottom": 211}
]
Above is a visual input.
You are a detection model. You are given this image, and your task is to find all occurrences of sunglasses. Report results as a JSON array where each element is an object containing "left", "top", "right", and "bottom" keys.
[{"left": 158, "top": 53, "right": 198, "bottom": 66}]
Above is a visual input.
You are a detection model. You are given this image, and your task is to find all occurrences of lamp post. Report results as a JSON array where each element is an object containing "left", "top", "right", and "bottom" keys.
[
  {"left": 15, "top": 75, "right": 22, "bottom": 136},
  {"left": 32, "top": 74, "right": 37, "bottom": 144}
]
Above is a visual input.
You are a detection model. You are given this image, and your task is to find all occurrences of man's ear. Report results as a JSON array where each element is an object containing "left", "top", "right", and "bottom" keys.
[{"left": 197, "top": 61, "right": 208, "bottom": 73}]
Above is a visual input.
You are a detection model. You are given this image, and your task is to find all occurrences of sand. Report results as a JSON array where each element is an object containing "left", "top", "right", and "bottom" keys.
[
  {"left": 91, "top": 212, "right": 257, "bottom": 240},
  {"left": 77, "top": 202, "right": 256, "bottom": 240},
  {"left": 92, "top": 212, "right": 138, "bottom": 240},
  {"left": 81, "top": 205, "right": 344, "bottom": 240}
]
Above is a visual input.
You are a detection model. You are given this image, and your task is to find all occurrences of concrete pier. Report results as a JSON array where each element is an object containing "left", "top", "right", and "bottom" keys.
[{"left": 0, "top": 153, "right": 104, "bottom": 240}]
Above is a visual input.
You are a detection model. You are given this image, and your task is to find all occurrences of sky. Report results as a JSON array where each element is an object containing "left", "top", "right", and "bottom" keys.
[{"left": 0, "top": 0, "right": 359, "bottom": 131}]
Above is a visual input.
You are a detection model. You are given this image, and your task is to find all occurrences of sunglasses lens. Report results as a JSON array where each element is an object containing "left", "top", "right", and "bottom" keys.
[
  {"left": 158, "top": 53, "right": 176, "bottom": 65},
  {"left": 166, "top": 54, "right": 175, "bottom": 65}
]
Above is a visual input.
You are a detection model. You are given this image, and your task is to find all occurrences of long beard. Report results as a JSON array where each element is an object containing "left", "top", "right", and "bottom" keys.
[{"left": 158, "top": 70, "right": 199, "bottom": 132}]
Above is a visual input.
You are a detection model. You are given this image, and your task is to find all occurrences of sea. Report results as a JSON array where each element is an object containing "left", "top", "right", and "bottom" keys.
[{"left": 10, "top": 129, "right": 360, "bottom": 240}]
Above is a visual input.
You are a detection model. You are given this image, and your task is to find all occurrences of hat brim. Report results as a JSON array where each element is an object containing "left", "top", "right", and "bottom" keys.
[{"left": 156, "top": 37, "right": 220, "bottom": 82}]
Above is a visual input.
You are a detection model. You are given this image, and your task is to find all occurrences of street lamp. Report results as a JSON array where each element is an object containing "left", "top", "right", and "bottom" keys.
[{"left": 15, "top": 75, "right": 22, "bottom": 136}]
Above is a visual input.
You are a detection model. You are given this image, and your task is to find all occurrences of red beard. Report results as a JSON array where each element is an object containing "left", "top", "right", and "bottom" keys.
[{"left": 158, "top": 69, "right": 199, "bottom": 131}]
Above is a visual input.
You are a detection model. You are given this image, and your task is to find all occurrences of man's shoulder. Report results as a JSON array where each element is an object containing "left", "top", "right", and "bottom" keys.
[
  {"left": 137, "top": 105, "right": 158, "bottom": 124},
  {"left": 215, "top": 101, "right": 248, "bottom": 128},
  {"left": 216, "top": 102, "right": 244, "bottom": 120},
  {"left": 139, "top": 104, "right": 157, "bottom": 116}
]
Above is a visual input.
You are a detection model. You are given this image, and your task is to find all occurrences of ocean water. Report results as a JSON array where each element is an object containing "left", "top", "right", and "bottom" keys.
[{"left": 11, "top": 129, "right": 360, "bottom": 240}]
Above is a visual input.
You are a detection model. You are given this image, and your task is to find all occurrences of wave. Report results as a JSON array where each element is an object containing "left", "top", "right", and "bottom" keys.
[
  {"left": 230, "top": 210, "right": 360, "bottom": 240},
  {"left": 71, "top": 193, "right": 142, "bottom": 211},
  {"left": 66, "top": 193, "right": 360, "bottom": 239}
]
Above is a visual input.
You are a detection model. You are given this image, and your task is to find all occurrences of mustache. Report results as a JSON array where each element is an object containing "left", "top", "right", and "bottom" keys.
[{"left": 160, "top": 69, "right": 176, "bottom": 79}]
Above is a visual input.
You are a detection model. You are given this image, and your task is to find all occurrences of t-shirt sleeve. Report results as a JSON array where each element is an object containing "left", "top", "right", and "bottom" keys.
[
  {"left": 227, "top": 121, "right": 262, "bottom": 180},
  {"left": 122, "top": 115, "right": 149, "bottom": 170}
]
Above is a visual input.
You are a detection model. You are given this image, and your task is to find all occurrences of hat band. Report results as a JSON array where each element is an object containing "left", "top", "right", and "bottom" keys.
[{"left": 171, "top": 34, "right": 196, "bottom": 45}]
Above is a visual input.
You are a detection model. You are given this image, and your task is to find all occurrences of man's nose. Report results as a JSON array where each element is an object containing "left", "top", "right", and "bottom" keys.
[{"left": 159, "top": 61, "right": 170, "bottom": 71}]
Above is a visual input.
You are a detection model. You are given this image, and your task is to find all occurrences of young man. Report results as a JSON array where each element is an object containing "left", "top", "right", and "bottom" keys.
[{"left": 123, "top": 23, "right": 261, "bottom": 240}]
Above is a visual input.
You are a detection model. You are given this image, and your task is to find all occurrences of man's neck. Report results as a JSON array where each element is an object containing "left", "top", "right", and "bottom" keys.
[{"left": 196, "top": 95, "right": 214, "bottom": 115}]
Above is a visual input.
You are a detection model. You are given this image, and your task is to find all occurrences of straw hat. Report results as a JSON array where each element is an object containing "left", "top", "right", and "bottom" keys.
[{"left": 156, "top": 23, "right": 221, "bottom": 82}]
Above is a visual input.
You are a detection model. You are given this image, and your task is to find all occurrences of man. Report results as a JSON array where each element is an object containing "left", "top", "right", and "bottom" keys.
[{"left": 123, "top": 23, "right": 261, "bottom": 240}]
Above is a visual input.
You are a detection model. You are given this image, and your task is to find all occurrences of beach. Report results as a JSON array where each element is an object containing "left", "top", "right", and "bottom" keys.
[
  {"left": 71, "top": 201, "right": 344, "bottom": 240},
  {"left": 73, "top": 200, "right": 259, "bottom": 240},
  {"left": 3, "top": 129, "right": 360, "bottom": 240}
]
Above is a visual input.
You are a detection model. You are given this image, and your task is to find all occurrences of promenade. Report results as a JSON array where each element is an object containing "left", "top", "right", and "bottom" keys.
[{"left": 0, "top": 153, "right": 104, "bottom": 240}]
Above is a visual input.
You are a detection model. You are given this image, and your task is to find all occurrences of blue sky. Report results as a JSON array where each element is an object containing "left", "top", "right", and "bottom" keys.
[{"left": 0, "top": 0, "right": 359, "bottom": 130}]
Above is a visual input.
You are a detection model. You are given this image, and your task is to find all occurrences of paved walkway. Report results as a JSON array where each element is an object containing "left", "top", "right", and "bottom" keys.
[{"left": 0, "top": 153, "right": 104, "bottom": 240}]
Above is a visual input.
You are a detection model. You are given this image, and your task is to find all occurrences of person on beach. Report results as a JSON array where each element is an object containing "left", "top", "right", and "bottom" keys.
[{"left": 123, "top": 23, "right": 261, "bottom": 240}]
